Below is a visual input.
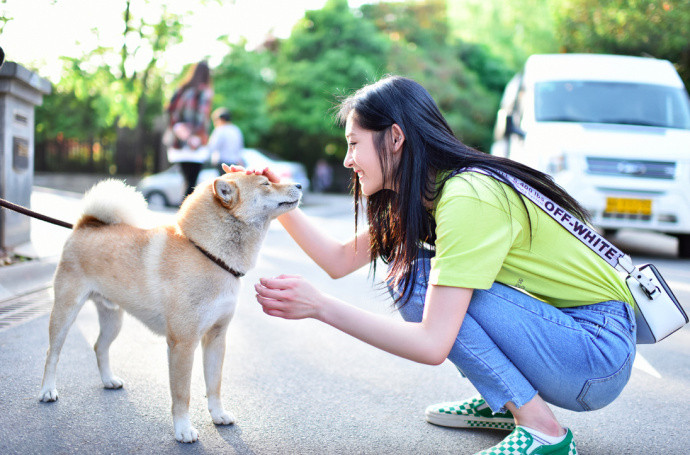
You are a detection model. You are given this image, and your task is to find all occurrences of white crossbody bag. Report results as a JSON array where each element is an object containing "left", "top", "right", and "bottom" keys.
[{"left": 461, "top": 168, "right": 688, "bottom": 344}]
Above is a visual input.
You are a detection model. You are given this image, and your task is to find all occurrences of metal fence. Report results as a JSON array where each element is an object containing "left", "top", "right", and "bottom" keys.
[{"left": 34, "top": 128, "right": 166, "bottom": 175}]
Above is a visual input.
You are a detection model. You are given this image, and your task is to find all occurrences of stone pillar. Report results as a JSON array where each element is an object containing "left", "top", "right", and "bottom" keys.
[{"left": 0, "top": 61, "right": 51, "bottom": 253}]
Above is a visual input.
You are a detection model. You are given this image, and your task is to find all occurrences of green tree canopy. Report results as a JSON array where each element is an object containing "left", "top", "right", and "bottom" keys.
[
  {"left": 554, "top": 0, "right": 690, "bottom": 88},
  {"left": 447, "top": 0, "right": 559, "bottom": 71},
  {"left": 212, "top": 39, "right": 274, "bottom": 146},
  {"left": 362, "top": 0, "right": 512, "bottom": 150},
  {"left": 263, "top": 0, "right": 389, "bottom": 164}
]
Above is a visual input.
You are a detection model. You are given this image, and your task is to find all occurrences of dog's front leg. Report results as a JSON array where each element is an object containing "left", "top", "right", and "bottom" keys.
[
  {"left": 167, "top": 339, "right": 199, "bottom": 443},
  {"left": 202, "top": 323, "right": 235, "bottom": 425}
]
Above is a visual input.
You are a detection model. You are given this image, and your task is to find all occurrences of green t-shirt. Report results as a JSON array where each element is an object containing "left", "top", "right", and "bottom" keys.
[{"left": 430, "top": 172, "right": 634, "bottom": 308}]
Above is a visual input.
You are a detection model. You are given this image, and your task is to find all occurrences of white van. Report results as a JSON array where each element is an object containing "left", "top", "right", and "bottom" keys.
[{"left": 491, "top": 53, "right": 690, "bottom": 257}]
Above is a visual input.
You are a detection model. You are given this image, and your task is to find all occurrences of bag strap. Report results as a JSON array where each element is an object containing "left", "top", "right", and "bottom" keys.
[{"left": 453, "top": 167, "right": 660, "bottom": 297}]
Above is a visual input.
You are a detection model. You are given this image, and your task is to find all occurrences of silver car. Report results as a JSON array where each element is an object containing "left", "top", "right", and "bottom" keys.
[{"left": 137, "top": 148, "right": 310, "bottom": 208}]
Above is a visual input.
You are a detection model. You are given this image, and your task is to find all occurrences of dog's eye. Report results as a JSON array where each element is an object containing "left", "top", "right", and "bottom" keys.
[{"left": 262, "top": 181, "right": 270, "bottom": 186}]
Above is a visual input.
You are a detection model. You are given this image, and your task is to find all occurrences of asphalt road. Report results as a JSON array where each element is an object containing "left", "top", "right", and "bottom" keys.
[{"left": 0, "top": 185, "right": 689, "bottom": 454}]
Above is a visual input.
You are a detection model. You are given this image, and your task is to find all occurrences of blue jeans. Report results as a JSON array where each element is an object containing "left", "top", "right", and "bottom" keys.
[{"left": 388, "top": 249, "right": 636, "bottom": 413}]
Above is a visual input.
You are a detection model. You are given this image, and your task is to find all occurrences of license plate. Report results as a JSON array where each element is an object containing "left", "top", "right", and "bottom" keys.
[{"left": 605, "top": 197, "right": 652, "bottom": 215}]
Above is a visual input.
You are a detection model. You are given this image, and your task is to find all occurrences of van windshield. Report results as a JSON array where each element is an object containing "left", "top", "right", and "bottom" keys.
[{"left": 535, "top": 81, "right": 690, "bottom": 129}]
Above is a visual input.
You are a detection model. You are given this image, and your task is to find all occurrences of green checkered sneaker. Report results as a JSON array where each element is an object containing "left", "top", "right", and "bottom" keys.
[
  {"left": 475, "top": 427, "right": 577, "bottom": 455},
  {"left": 425, "top": 396, "right": 515, "bottom": 430}
]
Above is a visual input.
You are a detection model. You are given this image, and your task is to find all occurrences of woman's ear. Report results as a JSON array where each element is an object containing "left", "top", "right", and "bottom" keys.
[{"left": 391, "top": 124, "right": 405, "bottom": 153}]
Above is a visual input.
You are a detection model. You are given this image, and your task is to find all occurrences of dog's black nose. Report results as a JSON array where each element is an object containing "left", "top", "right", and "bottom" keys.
[{"left": 295, "top": 183, "right": 302, "bottom": 190}]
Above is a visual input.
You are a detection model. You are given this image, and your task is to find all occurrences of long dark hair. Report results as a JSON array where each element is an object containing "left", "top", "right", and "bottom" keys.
[
  {"left": 179, "top": 61, "right": 211, "bottom": 92},
  {"left": 336, "top": 75, "right": 590, "bottom": 305}
]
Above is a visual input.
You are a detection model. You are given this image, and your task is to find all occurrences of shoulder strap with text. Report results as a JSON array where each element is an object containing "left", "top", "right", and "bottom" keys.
[{"left": 453, "top": 167, "right": 658, "bottom": 297}]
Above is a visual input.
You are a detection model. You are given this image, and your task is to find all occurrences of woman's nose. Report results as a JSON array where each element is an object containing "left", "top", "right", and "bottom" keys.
[{"left": 343, "top": 151, "right": 353, "bottom": 168}]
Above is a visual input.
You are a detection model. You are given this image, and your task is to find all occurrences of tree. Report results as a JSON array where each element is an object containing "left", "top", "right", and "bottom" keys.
[
  {"left": 35, "top": 0, "right": 191, "bottom": 174},
  {"left": 361, "top": 0, "right": 512, "bottom": 150},
  {"left": 446, "top": 0, "right": 559, "bottom": 71},
  {"left": 554, "top": 0, "right": 690, "bottom": 88},
  {"left": 212, "top": 39, "right": 274, "bottom": 147},
  {"left": 264, "top": 0, "right": 389, "bottom": 168},
  {"left": 111, "top": 0, "right": 185, "bottom": 173}
]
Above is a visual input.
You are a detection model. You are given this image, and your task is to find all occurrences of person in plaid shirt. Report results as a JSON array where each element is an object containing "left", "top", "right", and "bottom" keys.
[{"left": 166, "top": 61, "right": 214, "bottom": 197}]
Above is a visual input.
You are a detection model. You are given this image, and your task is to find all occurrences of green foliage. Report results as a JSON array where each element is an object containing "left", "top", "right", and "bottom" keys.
[
  {"left": 263, "top": 0, "right": 389, "bottom": 164},
  {"left": 212, "top": 39, "right": 274, "bottom": 146},
  {"left": 361, "top": 0, "right": 512, "bottom": 151},
  {"left": 0, "top": 0, "right": 13, "bottom": 35},
  {"left": 554, "top": 0, "right": 690, "bottom": 88},
  {"left": 34, "top": 0, "right": 186, "bottom": 174},
  {"left": 447, "top": 0, "right": 560, "bottom": 71},
  {"left": 35, "top": 58, "right": 116, "bottom": 142}
]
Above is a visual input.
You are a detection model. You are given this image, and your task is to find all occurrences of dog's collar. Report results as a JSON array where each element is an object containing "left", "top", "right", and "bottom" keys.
[{"left": 190, "top": 240, "right": 245, "bottom": 278}]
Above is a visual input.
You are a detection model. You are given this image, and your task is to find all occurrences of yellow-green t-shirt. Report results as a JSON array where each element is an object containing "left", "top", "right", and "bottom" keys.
[{"left": 430, "top": 172, "right": 634, "bottom": 308}]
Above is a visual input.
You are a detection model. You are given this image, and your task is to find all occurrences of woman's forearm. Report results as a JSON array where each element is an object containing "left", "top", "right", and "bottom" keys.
[
  {"left": 256, "top": 277, "right": 472, "bottom": 366},
  {"left": 277, "top": 208, "right": 370, "bottom": 278},
  {"left": 316, "top": 295, "right": 451, "bottom": 365}
]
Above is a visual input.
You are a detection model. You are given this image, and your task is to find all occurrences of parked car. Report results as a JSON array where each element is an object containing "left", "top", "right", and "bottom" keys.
[
  {"left": 137, "top": 148, "right": 310, "bottom": 208},
  {"left": 491, "top": 53, "right": 690, "bottom": 257}
]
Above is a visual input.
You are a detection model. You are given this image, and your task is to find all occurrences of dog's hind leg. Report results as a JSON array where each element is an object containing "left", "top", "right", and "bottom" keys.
[
  {"left": 167, "top": 338, "right": 199, "bottom": 442},
  {"left": 39, "top": 276, "right": 89, "bottom": 402},
  {"left": 93, "top": 296, "right": 125, "bottom": 389},
  {"left": 202, "top": 321, "right": 235, "bottom": 425}
]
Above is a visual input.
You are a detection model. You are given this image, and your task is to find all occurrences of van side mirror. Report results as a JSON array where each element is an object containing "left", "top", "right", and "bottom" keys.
[{"left": 506, "top": 115, "right": 525, "bottom": 139}]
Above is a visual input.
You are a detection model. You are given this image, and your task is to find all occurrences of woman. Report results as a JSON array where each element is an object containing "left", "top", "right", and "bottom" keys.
[
  {"left": 166, "top": 61, "right": 213, "bottom": 197},
  {"left": 250, "top": 76, "right": 636, "bottom": 454}
]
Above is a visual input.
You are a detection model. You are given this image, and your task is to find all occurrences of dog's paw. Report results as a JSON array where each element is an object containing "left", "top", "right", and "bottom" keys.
[
  {"left": 38, "top": 387, "right": 59, "bottom": 402},
  {"left": 175, "top": 426, "right": 199, "bottom": 443},
  {"left": 102, "top": 375, "right": 124, "bottom": 389},
  {"left": 174, "top": 419, "right": 199, "bottom": 443},
  {"left": 211, "top": 409, "right": 236, "bottom": 426}
]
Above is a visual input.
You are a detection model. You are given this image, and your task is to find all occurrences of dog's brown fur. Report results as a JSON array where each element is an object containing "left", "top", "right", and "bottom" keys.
[{"left": 39, "top": 173, "right": 301, "bottom": 442}]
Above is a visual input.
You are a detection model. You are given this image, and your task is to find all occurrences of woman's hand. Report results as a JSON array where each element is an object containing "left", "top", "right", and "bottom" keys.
[
  {"left": 188, "top": 135, "right": 202, "bottom": 149},
  {"left": 221, "top": 163, "right": 281, "bottom": 183},
  {"left": 255, "top": 275, "right": 325, "bottom": 320}
]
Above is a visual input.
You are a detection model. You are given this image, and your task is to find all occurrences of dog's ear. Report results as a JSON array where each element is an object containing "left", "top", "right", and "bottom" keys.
[{"left": 213, "top": 178, "right": 238, "bottom": 208}]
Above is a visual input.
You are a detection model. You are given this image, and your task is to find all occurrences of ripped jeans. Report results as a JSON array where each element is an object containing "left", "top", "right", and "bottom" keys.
[{"left": 388, "top": 249, "right": 636, "bottom": 413}]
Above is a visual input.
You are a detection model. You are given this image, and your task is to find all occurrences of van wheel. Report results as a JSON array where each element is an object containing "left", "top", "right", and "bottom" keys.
[{"left": 677, "top": 234, "right": 690, "bottom": 259}]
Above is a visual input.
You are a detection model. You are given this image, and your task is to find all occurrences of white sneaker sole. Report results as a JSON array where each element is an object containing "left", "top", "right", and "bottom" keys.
[{"left": 425, "top": 411, "right": 515, "bottom": 430}]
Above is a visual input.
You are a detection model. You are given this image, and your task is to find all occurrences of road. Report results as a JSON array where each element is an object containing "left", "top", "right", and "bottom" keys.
[{"left": 0, "top": 185, "right": 689, "bottom": 454}]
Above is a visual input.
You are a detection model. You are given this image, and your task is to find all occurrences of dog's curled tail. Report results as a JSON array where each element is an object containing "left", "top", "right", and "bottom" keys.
[{"left": 78, "top": 179, "right": 149, "bottom": 227}]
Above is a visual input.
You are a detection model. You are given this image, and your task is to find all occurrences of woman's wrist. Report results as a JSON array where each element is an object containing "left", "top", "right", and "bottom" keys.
[{"left": 312, "top": 293, "right": 341, "bottom": 324}]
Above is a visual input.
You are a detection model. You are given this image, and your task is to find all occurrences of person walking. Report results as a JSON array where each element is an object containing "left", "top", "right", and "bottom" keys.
[
  {"left": 243, "top": 76, "right": 636, "bottom": 454},
  {"left": 165, "top": 61, "right": 213, "bottom": 197},
  {"left": 208, "top": 107, "right": 244, "bottom": 175}
]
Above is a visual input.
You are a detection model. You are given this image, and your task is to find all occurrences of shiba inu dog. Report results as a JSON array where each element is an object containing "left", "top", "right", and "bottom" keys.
[{"left": 38, "top": 171, "right": 302, "bottom": 442}]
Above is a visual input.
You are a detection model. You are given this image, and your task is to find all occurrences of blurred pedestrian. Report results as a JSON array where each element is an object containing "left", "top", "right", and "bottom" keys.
[
  {"left": 208, "top": 107, "right": 245, "bottom": 175},
  {"left": 165, "top": 61, "right": 213, "bottom": 197},
  {"left": 312, "top": 158, "right": 333, "bottom": 192}
]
